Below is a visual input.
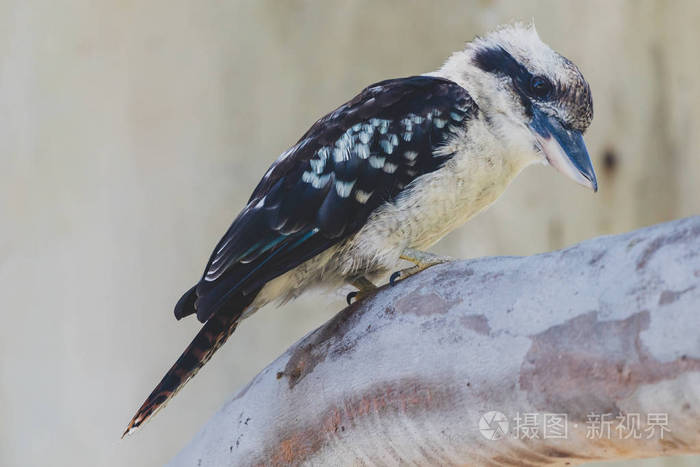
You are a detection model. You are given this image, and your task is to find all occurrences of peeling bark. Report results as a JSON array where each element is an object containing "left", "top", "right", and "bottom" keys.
[{"left": 170, "top": 217, "right": 700, "bottom": 466}]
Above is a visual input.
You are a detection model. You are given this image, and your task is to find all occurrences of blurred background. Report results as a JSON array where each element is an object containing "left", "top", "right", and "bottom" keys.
[{"left": 1, "top": 0, "right": 698, "bottom": 465}]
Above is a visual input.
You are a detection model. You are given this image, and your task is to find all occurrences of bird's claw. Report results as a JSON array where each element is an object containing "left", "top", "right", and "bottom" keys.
[
  {"left": 346, "top": 291, "right": 358, "bottom": 305},
  {"left": 389, "top": 251, "right": 453, "bottom": 286},
  {"left": 346, "top": 289, "right": 375, "bottom": 304},
  {"left": 347, "top": 277, "right": 378, "bottom": 304},
  {"left": 389, "top": 271, "right": 402, "bottom": 286},
  {"left": 389, "top": 267, "right": 419, "bottom": 286}
]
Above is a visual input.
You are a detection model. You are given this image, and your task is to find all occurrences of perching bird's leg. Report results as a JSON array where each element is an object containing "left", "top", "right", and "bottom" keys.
[
  {"left": 346, "top": 277, "right": 378, "bottom": 304},
  {"left": 390, "top": 248, "right": 453, "bottom": 286}
]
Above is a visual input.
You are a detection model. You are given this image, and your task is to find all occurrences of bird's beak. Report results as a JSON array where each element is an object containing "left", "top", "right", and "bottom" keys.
[{"left": 529, "top": 109, "right": 598, "bottom": 192}]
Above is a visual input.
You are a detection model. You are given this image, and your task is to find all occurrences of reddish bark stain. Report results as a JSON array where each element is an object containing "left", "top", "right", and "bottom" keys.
[
  {"left": 280, "top": 300, "right": 368, "bottom": 389},
  {"left": 395, "top": 289, "right": 450, "bottom": 316},
  {"left": 256, "top": 379, "right": 454, "bottom": 466},
  {"left": 269, "top": 432, "right": 318, "bottom": 466},
  {"left": 279, "top": 280, "right": 459, "bottom": 390},
  {"left": 520, "top": 311, "right": 700, "bottom": 421},
  {"left": 459, "top": 314, "right": 491, "bottom": 336},
  {"left": 658, "top": 286, "right": 696, "bottom": 305}
]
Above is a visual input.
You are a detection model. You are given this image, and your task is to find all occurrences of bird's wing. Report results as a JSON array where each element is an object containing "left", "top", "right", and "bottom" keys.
[{"left": 178, "top": 76, "right": 477, "bottom": 322}]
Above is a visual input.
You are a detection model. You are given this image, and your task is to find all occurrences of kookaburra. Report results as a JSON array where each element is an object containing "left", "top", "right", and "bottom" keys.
[{"left": 124, "top": 23, "right": 596, "bottom": 435}]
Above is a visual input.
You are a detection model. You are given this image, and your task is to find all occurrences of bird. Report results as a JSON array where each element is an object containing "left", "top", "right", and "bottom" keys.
[{"left": 123, "top": 23, "right": 596, "bottom": 436}]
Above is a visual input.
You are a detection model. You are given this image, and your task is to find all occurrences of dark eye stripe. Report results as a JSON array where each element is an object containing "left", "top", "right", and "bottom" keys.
[
  {"left": 473, "top": 46, "right": 537, "bottom": 112},
  {"left": 473, "top": 45, "right": 530, "bottom": 80}
]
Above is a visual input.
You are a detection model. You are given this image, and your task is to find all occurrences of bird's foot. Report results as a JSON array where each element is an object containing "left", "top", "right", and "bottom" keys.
[
  {"left": 346, "top": 277, "right": 378, "bottom": 304},
  {"left": 390, "top": 248, "right": 453, "bottom": 286}
]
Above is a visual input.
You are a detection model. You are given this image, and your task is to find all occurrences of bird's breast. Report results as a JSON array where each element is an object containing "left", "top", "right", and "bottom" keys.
[{"left": 337, "top": 137, "right": 531, "bottom": 275}]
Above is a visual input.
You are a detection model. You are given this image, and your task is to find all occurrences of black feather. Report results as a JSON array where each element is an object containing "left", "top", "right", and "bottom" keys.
[
  {"left": 177, "top": 76, "right": 477, "bottom": 323},
  {"left": 173, "top": 285, "right": 197, "bottom": 320}
]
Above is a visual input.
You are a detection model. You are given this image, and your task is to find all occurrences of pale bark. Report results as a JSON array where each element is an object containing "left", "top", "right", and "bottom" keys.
[{"left": 170, "top": 217, "right": 700, "bottom": 466}]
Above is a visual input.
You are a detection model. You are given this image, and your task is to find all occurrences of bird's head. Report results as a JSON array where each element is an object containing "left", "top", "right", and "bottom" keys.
[{"left": 440, "top": 23, "right": 597, "bottom": 191}]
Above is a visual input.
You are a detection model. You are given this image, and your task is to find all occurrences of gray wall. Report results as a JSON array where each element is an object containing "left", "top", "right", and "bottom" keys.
[{"left": 1, "top": 1, "right": 698, "bottom": 465}]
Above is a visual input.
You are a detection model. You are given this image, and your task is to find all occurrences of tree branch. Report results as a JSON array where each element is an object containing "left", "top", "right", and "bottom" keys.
[{"left": 170, "top": 217, "right": 700, "bottom": 466}]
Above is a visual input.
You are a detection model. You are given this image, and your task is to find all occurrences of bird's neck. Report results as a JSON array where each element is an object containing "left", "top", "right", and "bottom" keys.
[
  {"left": 428, "top": 48, "right": 486, "bottom": 101},
  {"left": 429, "top": 49, "right": 542, "bottom": 171}
]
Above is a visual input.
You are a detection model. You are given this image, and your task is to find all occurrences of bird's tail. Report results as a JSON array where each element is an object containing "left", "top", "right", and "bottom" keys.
[{"left": 122, "top": 306, "right": 247, "bottom": 437}]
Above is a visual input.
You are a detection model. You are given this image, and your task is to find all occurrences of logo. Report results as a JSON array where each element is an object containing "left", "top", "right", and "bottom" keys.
[{"left": 478, "top": 411, "right": 509, "bottom": 440}]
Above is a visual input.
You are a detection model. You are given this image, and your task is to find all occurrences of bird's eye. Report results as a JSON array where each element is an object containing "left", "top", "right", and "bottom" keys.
[{"left": 529, "top": 76, "right": 552, "bottom": 98}]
